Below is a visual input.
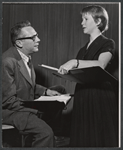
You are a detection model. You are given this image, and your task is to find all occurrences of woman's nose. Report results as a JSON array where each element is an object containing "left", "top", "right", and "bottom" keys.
[
  {"left": 81, "top": 20, "right": 84, "bottom": 25},
  {"left": 81, "top": 21, "right": 84, "bottom": 26}
]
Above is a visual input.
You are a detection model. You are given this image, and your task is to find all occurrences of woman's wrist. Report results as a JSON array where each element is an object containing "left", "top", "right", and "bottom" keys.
[
  {"left": 44, "top": 88, "right": 48, "bottom": 96},
  {"left": 75, "top": 59, "right": 79, "bottom": 68}
]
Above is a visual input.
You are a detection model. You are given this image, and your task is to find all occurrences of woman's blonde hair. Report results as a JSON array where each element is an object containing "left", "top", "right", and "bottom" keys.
[{"left": 81, "top": 5, "right": 109, "bottom": 33}]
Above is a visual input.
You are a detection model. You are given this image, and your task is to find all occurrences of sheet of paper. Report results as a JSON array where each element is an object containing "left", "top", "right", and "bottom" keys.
[
  {"left": 38, "top": 64, "right": 58, "bottom": 71},
  {"left": 34, "top": 94, "right": 71, "bottom": 105}
]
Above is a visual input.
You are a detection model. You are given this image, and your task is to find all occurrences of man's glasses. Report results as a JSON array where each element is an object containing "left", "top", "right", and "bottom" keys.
[{"left": 16, "top": 34, "right": 38, "bottom": 41}]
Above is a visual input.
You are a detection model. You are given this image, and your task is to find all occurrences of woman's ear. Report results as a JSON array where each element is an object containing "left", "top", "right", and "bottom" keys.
[
  {"left": 15, "top": 40, "right": 23, "bottom": 48},
  {"left": 96, "top": 18, "right": 101, "bottom": 26}
]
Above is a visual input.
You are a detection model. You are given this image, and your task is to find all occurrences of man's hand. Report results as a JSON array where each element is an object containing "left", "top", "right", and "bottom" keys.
[{"left": 46, "top": 89, "right": 61, "bottom": 96}]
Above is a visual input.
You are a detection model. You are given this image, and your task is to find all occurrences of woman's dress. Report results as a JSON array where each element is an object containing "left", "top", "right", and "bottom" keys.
[{"left": 70, "top": 35, "right": 118, "bottom": 147}]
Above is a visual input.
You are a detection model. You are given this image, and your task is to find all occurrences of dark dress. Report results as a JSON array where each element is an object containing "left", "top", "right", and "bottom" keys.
[{"left": 70, "top": 35, "right": 118, "bottom": 147}]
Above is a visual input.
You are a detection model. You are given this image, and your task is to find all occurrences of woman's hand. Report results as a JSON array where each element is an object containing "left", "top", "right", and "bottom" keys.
[{"left": 58, "top": 59, "right": 77, "bottom": 74}]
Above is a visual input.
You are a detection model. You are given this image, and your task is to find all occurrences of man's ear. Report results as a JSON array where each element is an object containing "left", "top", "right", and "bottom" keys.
[{"left": 15, "top": 40, "right": 23, "bottom": 48}]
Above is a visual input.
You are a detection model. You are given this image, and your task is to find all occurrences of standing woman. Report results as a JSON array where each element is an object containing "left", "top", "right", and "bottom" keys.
[{"left": 58, "top": 5, "right": 118, "bottom": 147}]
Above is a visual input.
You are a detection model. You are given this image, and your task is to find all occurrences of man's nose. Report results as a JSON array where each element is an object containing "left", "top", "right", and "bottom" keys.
[{"left": 36, "top": 36, "right": 40, "bottom": 42}]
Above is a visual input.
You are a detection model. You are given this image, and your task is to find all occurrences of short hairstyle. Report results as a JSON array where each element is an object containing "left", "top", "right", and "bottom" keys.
[
  {"left": 81, "top": 5, "right": 109, "bottom": 33},
  {"left": 10, "top": 20, "right": 31, "bottom": 46}
]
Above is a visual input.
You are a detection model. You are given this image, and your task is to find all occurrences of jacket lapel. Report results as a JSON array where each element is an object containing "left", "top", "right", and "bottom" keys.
[
  {"left": 7, "top": 47, "right": 36, "bottom": 87},
  {"left": 18, "top": 59, "right": 34, "bottom": 87}
]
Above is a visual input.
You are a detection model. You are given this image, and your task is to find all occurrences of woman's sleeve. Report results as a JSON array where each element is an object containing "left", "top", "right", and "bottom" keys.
[{"left": 100, "top": 39, "right": 115, "bottom": 57}]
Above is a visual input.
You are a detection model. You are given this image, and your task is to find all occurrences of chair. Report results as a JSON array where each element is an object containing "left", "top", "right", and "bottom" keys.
[{"left": 2, "top": 124, "right": 25, "bottom": 147}]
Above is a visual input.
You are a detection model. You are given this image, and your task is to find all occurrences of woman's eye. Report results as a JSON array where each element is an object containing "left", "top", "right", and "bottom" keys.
[{"left": 83, "top": 18, "right": 87, "bottom": 21}]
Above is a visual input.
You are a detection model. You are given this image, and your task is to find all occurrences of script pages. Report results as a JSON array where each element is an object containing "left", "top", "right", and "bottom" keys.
[
  {"left": 39, "top": 64, "right": 118, "bottom": 85},
  {"left": 38, "top": 64, "right": 58, "bottom": 71},
  {"left": 35, "top": 94, "right": 71, "bottom": 105}
]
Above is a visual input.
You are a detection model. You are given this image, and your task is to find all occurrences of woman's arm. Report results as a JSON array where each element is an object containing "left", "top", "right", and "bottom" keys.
[
  {"left": 58, "top": 52, "right": 112, "bottom": 74},
  {"left": 78, "top": 51, "right": 112, "bottom": 69}
]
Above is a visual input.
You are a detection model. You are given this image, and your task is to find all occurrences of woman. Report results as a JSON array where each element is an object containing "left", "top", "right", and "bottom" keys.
[{"left": 58, "top": 5, "right": 118, "bottom": 147}]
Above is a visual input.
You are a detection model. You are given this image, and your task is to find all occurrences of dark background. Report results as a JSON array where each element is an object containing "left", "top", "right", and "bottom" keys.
[
  {"left": 2, "top": 3, "right": 121, "bottom": 147},
  {"left": 2, "top": 3, "right": 119, "bottom": 114}
]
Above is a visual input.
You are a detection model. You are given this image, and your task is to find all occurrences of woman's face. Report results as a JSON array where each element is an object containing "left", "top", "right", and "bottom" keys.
[{"left": 81, "top": 13, "right": 99, "bottom": 35}]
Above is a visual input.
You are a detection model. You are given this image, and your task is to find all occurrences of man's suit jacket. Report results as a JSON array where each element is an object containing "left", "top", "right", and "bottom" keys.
[{"left": 2, "top": 46, "right": 46, "bottom": 130}]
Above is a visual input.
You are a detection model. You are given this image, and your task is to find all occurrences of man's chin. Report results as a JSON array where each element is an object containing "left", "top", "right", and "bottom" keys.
[{"left": 34, "top": 48, "right": 39, "bottom": 52}]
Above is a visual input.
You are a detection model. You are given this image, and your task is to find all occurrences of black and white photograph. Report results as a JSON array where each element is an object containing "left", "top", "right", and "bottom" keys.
[{"left": 1, "top": 1, "right": 121, "bottom": 148}]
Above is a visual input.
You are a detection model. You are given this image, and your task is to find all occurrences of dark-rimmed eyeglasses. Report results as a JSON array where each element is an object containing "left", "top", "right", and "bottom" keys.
[{"left": 16, "top": 34, "right": 38, "bottom": 41}]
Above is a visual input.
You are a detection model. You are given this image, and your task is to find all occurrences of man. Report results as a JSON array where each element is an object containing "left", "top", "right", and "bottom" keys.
[{"left": 2, "top": 20, "right": 65, "bottom": 147}]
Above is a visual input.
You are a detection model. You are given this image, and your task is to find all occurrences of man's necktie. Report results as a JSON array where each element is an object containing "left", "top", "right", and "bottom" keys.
[
  {"left": 27, "top": 57, "right": 32, "bottom": 69},
  {"left": 27, "top": 57, "right": 35, "bottom": 86}
]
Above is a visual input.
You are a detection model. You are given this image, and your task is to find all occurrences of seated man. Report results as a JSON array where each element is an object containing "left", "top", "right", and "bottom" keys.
[{"left": 2, "top": 20, "right": 65, "bottom": 147}]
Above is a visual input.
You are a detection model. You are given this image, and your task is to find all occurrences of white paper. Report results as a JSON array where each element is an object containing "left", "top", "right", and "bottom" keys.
[
  {"left": 34, "top": 94, "right": 71, "bottom": 105},
  {"left": 39, "top": 64, "right": 58, "bottom": 71}
]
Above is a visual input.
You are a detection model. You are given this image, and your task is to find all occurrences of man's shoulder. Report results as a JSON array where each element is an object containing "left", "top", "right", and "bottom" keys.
[
  {"left": 3, "top": 46, "right": 16, "bottom": 55},
  {"left": 2, "top": 46, "right": 19, "bottom": 60},
  {"left": 2, "top": 47, "right": 20, "bottom": 66}
]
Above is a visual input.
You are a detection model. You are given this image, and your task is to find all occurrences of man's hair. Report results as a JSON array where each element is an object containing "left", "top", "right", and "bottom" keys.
[
  {"left": 81, "top": 5, "right": 109, "bottom": 33},
  {"left": 10, "top": 20, "right": 31, "bottom": 46}
]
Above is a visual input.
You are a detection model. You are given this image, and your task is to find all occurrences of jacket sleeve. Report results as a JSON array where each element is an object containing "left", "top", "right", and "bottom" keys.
[{"left": 34, "top": 84, "right": 47, "bottom": 99}]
